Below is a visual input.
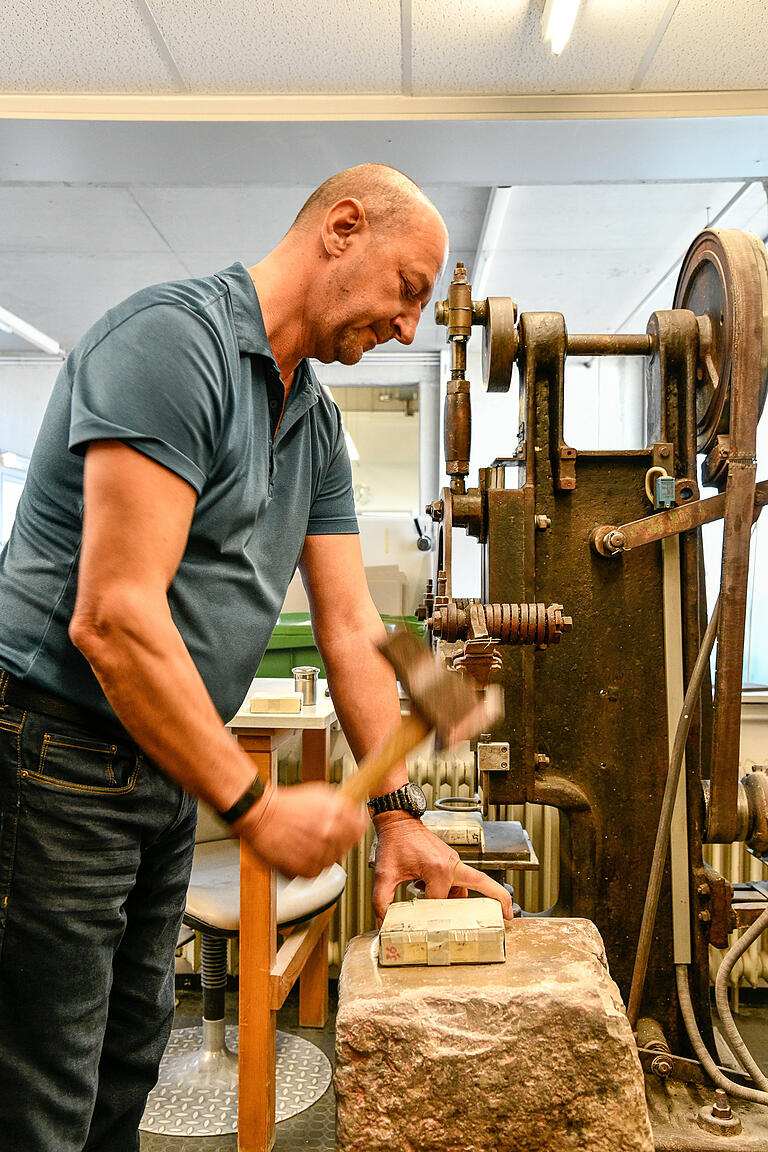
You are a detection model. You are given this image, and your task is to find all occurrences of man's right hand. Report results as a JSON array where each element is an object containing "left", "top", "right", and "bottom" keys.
[{"left": 237, "top": 782, "right": 368, "bottom": 878}]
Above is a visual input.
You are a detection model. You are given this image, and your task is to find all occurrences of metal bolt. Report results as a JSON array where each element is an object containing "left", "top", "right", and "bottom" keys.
[
  {"left": 697, "top": 883, "right": 710, "bottom": 897},
  {"left": 535, "top": 754, "right": 551, "bottom": 769},
  {"left": 650, "top": 1055, "right": 673, "bottom": 1079},
  {"left": 607, "top": 530, "right": 626, "bottom": 551},
  {"left": 712, "top": 1090, "right": 732, "bottom": 1119},
  {"left": 535, "top": 514, "right": 552, "bottom": 531},
  {"left": 659, "top": 446, "right": 670, "bottom": 458},
  {"left": 698, "top": 909, "right": 712, "bottom": 922},
  {"left": 426, "top": 500, "right": 444, "bottom": 522}
]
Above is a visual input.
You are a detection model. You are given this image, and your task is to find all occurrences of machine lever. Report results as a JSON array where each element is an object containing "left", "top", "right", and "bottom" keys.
[{"left": 591, "top": 479, "right": 768, "bottom": 557}]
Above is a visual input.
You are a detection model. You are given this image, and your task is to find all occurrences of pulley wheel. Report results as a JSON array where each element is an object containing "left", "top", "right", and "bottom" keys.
[
  {"left": 481, "top": 296, "right": 518, "bottom": 393},
  {"left": 673, "top": 229, "right": 768, "bottom": 454}
]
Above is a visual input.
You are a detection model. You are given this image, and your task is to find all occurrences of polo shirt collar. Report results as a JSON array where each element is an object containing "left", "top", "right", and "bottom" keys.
[{"left": 215, "top": 262, "right": 320, "bottom": 401}]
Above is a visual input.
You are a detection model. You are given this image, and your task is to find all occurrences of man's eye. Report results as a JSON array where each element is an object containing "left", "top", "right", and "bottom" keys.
[{"left": 401, "top": 277, "right": 415, "bottom": 300}]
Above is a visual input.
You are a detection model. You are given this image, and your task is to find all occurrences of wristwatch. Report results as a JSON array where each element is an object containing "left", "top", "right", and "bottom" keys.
[
  {"left": 368, "top": 781, "right": 427, "bottom": 818},
  {"left": 218, "top": 776, "right": 266, "bottom": 825}
]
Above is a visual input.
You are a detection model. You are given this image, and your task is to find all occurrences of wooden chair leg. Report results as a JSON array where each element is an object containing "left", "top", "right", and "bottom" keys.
[
  {"left": 297, "top": 726, "right": 332, "bottom": 1029},
  {"left": 238, "top": 840, "right": 276, "bottom": 1152},
  {"left": 299, "top": 924, "right": 330, "bottom": 1028},
  {"left": 236, "top": 734, "right": 282, "bottom": 1152}
]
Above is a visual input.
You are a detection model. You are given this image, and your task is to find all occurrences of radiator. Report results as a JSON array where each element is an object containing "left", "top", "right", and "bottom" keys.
[{"left": 705, "top": 841, "right": 768, "bottom": 994}]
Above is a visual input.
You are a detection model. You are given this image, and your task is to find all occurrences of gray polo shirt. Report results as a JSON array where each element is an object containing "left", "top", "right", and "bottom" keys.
[{"left": 0, "top": 263, "right": 358, "bottom": 725}]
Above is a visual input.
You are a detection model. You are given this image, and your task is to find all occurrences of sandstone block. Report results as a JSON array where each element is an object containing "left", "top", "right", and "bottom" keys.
[{"left": 335, "top": 918, "right": 653, "bottom": 1152}]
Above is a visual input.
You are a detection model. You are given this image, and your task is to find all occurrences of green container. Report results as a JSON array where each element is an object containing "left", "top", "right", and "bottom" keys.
[{"left": 255, "top": 612, "right": 423, "bottom": 679}]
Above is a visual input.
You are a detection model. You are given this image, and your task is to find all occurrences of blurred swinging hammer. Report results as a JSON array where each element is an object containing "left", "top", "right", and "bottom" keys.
[{"left": 339, "top": 630, "right": 503, "bottom": 806}]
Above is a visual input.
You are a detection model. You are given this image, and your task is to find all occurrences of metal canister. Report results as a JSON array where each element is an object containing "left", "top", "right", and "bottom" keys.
[{"left": 291, "top": 666, "right": 318, "bottom": 706}]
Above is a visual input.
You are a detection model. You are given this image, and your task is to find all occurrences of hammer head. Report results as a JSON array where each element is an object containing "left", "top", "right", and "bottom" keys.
[{"left": 379, "top": 630, "right": 503, "bottom": 745}]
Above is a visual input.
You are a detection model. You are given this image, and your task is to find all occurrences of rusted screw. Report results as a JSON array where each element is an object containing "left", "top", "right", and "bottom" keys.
[
  {"left": 535, "top": 514, "right": 551, "bottom": 531},
  {"left": 659, "top": 446, "right": 671, "bottom": 458},
  {"left": 697, "top": 883, "right": 710, "bottom": 898},
  {"left": 698, "top": 909, "right": 712, "bottom": 922},
  {"left": 535, "top": 754, "right": 551, "bottom": 769},
  {"left": 712, "top": 1090, "right": 732, "bottom": 1119},
  {"left": 607, "top": 530, "right": 626, "bottom": 551}
]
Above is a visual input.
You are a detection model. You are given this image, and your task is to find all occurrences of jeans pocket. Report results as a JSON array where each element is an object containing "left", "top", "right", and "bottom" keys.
[{"left": 25, "top": 729, "right": 140, "bottom": 795}]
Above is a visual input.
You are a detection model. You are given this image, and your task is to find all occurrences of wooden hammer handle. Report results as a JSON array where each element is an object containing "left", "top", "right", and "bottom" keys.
[{"left": 338, "top": 714, "right": 431, "bottom": 806}]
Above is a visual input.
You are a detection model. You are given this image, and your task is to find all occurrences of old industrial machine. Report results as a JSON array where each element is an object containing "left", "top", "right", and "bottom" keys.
[{"left": 420, "top": 229, "right": 768, "bottom": 1144}]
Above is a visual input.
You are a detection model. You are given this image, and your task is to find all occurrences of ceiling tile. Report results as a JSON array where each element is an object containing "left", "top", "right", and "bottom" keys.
[
  {"left": 150, "top": 0, "right": 401, "bottom": 92},
  {"left": 0, "top": 252, "right": 190, "bottom": 350},
  {"left": 130, "top": 186, "right": 313, "bottom": 263},
  {"left": 641, "top": 0, "right": 768, "bottom": 90},
  {"left": 422, "top": 185, "right": 488, "bottom": 250},
  {"left": 411, "top": 0, "right": 671, "bottom": 95},
  {"left": 481, "top": 182, "right": 749, "bottom": 335},
  {"left": 0, "top": 186, "right": 176, "bottom": 253},
  {"left": 0, "top": 0, "right": 176, "bottom": 91}
]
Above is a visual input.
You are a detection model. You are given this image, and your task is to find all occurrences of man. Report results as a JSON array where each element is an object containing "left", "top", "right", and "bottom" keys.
[{"left": 0, "top": 164, "right": 513, "bottom": 1151}]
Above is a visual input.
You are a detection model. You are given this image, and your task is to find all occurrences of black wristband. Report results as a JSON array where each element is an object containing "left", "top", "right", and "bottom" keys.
[{"left": 218, "top": 776, "right": 266, "bottom": 825}]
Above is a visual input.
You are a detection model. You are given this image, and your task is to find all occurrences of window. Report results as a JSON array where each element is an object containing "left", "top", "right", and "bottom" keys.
[{"left": 331, "top": 385, "right": 420, "bottom": 515}]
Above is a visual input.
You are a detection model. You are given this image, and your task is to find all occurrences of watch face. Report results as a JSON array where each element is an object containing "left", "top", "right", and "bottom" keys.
[{"left": 404, "top": 782, "right": 428, "bottom": 817}]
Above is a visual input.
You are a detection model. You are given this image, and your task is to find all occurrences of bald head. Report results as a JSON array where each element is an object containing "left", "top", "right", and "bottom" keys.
[{"left": 291, "top": 163, "right": 446, "bottom": 240}]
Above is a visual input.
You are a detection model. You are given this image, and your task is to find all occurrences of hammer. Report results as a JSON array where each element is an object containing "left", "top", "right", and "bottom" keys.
[{"left": 338, "top": 630, "right": 503, "bottom": 806}]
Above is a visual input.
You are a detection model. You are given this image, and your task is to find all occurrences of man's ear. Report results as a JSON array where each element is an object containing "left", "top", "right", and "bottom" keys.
[{"left": 322, "top": 197, "right": 367, "bottom": 257}]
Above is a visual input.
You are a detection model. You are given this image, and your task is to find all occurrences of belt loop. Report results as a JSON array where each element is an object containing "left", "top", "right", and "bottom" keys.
[{"left": 0, "top": 669, "right": 8, "bottom": 708}]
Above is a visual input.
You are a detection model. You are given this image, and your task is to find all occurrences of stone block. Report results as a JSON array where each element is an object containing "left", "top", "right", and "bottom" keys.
[{"left": 335, "top": 917, "right": 653, "bottom": 1152}]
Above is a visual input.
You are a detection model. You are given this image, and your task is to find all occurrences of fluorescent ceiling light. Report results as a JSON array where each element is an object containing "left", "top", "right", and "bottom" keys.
[
  {"left": 0, "top": 451, "right": 30, "bottom": 470},
  {"left": 541, "top": 0, "right": 580, "bottom": 55},
  {"left": 0, "top": 304, "right": 64, "bottom": 357}
]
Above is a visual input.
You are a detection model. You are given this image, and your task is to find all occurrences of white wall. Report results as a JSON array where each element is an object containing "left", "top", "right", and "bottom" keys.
[{"left": 0, "top": 360, "right": 60, "bottom": 456}]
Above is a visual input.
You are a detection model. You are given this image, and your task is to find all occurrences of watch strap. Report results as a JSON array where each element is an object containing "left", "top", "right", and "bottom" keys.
[
  {"left": 218, "top": 776, "right": 266, "bottom": 825},
  {"left": 368, "top": 785, "right": 413, "bottom": 816}
]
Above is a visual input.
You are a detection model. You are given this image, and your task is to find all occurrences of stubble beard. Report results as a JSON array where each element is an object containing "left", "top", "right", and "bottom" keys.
[{"left": 333, "top": 326, "right": 367, "bottom": 365}]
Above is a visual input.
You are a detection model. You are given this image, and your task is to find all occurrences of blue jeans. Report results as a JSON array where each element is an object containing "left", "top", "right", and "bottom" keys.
[{"left": 0, "top": 698, "right": 197, "bottom": 1151}]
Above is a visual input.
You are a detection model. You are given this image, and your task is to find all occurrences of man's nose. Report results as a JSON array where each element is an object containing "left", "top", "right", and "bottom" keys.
[{"left": 393, "top": 309, "right": 419, "bottom": 345}]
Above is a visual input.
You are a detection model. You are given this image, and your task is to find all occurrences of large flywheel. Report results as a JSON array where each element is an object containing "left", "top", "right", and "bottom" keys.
[
  {"left": 674, "top": 229, "right": 768, "bottom": 841},
  {"left": 673, "top": 228, "right": 768, "bottom": 458}
]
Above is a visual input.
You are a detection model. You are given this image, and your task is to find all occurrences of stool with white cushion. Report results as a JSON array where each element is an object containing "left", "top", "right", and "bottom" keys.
[{"left": 140, "top": 811, "right": 346, "bottom": 1138}]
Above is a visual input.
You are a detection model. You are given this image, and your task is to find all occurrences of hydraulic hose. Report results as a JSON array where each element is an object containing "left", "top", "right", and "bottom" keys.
[
  {"left": 676, "top": 963, "right": 768, "bottom": 1106},
  {"left": 714, "top": 905, "right": 768, "bottom": 1092},
  {"left": 627, "top": 596, "right": 721, "bottom": 1028}
]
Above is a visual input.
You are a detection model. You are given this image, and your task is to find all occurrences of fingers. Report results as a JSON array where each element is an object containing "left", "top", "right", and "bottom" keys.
[
  {"left": 242, "top": 782, "right": 367, "bottom": 879},
  {"left": 372, "top": 874, "right": 400, "bottom": 927},
  {"left": 454, "top": 862, "right": 515, "bottom": 919}
]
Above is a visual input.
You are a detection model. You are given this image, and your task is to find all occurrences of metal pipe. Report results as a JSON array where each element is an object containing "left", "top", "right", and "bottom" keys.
[
  {"left": 566, "top": 333, "right": 654, "bottom": 357},
  {"left": 627, "top": 596, "right": 721, "bottom": 1028}
]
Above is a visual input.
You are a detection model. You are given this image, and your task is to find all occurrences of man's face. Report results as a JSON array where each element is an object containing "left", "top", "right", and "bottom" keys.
[{"left": 314, "top": 206, "right": 448, "bottom": 365}]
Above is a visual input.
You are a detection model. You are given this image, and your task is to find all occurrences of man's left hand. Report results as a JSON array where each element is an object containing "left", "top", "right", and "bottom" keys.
[{"left": 372, "top": 810, "right": 516, "bottom": 925}]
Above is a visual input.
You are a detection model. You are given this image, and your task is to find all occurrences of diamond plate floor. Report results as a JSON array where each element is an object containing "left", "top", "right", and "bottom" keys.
[{"left": 140, "top": 983, "right": 337, "bottom": 1152}]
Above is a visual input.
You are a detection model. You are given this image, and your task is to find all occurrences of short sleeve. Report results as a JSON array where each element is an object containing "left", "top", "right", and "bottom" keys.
[
  {"left": 68, "top": 304, "right": 228, "bottom": 494},
  {"left": 306, "top": 412, "right": 358, "bottom": 535}
]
